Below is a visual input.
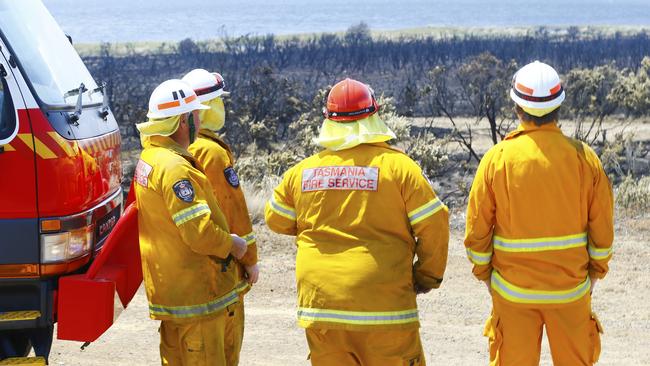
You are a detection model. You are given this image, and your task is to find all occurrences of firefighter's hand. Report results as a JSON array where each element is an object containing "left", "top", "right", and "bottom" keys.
[
  {"left": 245, "top": 264, "right": 259, "bottom": 285},
  {"left": 230, "top": 234, "right": 247, "bottom": 259},
  {"left": 414, "top": 282, "right": 432, "bottom": 295},
  {"left": 590, "top": 277, "right": 598, "bottom": 295}
]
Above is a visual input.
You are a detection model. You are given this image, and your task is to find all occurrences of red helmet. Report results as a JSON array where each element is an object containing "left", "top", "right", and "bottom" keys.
[{"left": 324, "top": 78, "right": 379, "bottom": 122}]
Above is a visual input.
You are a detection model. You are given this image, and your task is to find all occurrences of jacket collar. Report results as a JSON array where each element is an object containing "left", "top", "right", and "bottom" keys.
[
  {"left": 323, "top": 142, "right": 404, "bottom": 154},
  {"left": 198, "top": 129, "right": 222, "bottom": 142},
  {"left": 505, "top": 121, "right": 562, "bottom": 140},
  {"left": 198, "top": 129, "right": 234, "bottom": 154},
  {"left": 143, "top": 135, "right": 194, "bottom": 159}
]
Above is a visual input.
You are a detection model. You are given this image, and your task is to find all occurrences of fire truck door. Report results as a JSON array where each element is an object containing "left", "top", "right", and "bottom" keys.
[{"left": 0, "top": 39, "right": 39, "bottom": 267}]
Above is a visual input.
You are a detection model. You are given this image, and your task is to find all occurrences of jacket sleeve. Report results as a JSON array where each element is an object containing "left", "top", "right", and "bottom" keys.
[
  {"left": 199, "top": 143, "right": 259, "bottom": 266},
  {"left": 264, "top": 168, "right": 298, "bottom": 236},
  {"left": 403, "top": 161, "right": 449, "bottom": 290},
  {"left": 464, "top": 148, "right": 497, "bottom": 281},
  {"left": 585, "top": 147, "right": 614, "bottom": 279},
  {"left": 162, "top": 166, "right": 233, "bottom": 259},
  {"left": 234, "top": 196, "right": 258, "bottom": 266}
]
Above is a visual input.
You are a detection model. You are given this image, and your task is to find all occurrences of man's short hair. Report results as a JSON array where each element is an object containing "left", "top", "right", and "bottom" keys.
[{"left": 515, "top": 105, "right": 560, "bottom": 126}]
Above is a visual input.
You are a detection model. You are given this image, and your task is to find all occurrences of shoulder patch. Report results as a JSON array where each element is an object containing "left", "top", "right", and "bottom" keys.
[
  {"left": 172, "top": 179, "right": 195, "bottom": 202},
  {"left": 134, "top": 159, "right": 153, "bottom": 187},
  {"left": 224, "top": 167, "right": 240, "bottom": 188}
]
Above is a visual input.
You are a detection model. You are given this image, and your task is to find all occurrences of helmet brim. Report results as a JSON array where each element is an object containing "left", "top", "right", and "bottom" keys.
[
  {"left": 193, "top": 103, "right": 211, "bottom": 111},
  {"left": 196, "top": 89, "right": 228, "bottom": 103},
  {"left": 146, "top": 100, "right": 209, "bottom": 119},
  {"left": 510, "top": 89, "right": 565, "bottom": 110}
]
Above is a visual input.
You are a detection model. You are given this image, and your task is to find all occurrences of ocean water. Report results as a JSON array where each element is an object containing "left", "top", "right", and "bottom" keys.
[{"left": 42, "top": 0, "right": 650, "bottom": 43}]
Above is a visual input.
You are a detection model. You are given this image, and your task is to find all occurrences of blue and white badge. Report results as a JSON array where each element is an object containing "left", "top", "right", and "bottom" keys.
[
  {"left": 173, "top": 179, "right": 195, "bottom": 202},
  {"left": 224, "top": 167, "right": 240, "bottom": 188}
]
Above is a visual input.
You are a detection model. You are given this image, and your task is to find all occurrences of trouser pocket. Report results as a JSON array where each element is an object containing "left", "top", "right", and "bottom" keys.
[
  {"left": 183, "top": 324, "right": 207, "bottom": 366},
  {"left": 403, "top": 353, "right": 424, "bottom": 366},
  {"left": 590, "top": 312, "right": 604, "bottom": 363},
  {"left": 483, "top": 313, "right": 502, "bottom": 366}
]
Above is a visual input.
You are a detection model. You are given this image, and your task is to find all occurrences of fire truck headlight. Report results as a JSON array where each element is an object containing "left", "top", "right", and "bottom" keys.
[
  {"left": 68, "top": 225, "right": 94, "bottom": 258},
  {"left": 41, "top": 232, "right": 71, "bottom": 262},
  {"left": 40, "top": 225, "right": 94, "bottom": 263}
]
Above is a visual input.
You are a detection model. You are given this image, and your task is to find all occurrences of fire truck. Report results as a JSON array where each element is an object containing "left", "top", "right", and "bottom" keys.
[{"left": 0, "top": 1, "right": 141, "bottom": 364}]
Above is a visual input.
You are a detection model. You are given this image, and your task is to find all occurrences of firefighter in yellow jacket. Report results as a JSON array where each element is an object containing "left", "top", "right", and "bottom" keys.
[
  {"left": 182, "top": 69, "right": 259, "bottom": 366},
  {"left": 134, "top": 79, "right": 248, "bottom": 366},
  {"left": 265, "top": 78, "right": 449, "bottom": 366},
  {"left": 464, "top": 61, "right": 614, "bottom": 365}
]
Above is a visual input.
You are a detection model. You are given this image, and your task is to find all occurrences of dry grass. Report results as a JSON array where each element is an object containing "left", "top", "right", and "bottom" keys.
[
  {"left": 616, "top": 176, "right": 650, "bottom": 215},
  {"left": 242, "top": 176, "right": 281, "bottom": 224}
]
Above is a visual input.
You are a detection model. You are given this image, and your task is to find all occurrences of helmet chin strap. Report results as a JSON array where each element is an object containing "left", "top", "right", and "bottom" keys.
[{"left": 187, "top": 112, "right": 197, "bottom": 144}]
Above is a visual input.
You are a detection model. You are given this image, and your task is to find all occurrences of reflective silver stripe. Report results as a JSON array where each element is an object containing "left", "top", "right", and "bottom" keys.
[
  {"left": 297, "top": 307, "right": 419, "bottom": 325},
  {"left": 493, "top": 233, "right": 587, "bottom": 252},
  {"left": 235, "top": 280, "right": 250, "bottom": 294},
  {"left": 172, "top": 203, "right": 211, "bottom": 226},
  {"left": 491, "top": 271, "right": 591, "bottom": 305},
  {"left": 466, "top": 248, "right": 492, "bottom": 265},
  {"left": 408, "top": 197, "right": 445, "bottom": 226},
  {"left": 241, "top": 232, "right": 256, "bottom": 245},
  {"left": 588, "top": 245, "right": 613, "bottom": 260},
  {"left": 269, "top": 195, "right": 296, "bottom": 220},
  {"left": 149, "top": 289, "right": 239, "bottom": 318}
]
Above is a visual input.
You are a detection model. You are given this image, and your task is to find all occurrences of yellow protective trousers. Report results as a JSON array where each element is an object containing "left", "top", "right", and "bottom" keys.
[
  {"left": 484, "top": 297, "right": 603, "bottom": 366},
  {"left": 160, "top": 312, "right": 227, "bottom": 366},
  {"left": 224, "top": 300, "right": 245, "bottom": 366},
  {"left": 305, "top": 328, "right": 425, "bottom": 366}
]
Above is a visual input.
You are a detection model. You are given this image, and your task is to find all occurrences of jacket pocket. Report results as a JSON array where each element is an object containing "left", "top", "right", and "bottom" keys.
[
  {"left": 590, "top": 312, "right": 604, "bottom": 363},
  {"left": 483, "top": 313, "right": 502, "bottom": 366}
]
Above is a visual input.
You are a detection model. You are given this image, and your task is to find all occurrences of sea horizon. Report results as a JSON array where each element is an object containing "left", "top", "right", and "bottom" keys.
[{"left": 42, "top": 0, "right": 650, "bottom": 43}]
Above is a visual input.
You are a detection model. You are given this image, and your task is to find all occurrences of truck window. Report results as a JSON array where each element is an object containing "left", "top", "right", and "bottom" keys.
[
  {"left": 0, "top": 76, "right": 15, "bottom": 143},
  {"left": 0, "top": 0, "right": 101, "bottom": 107}
]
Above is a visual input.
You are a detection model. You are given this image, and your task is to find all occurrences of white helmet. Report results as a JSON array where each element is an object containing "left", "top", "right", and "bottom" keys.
[
  {"left": 510, "top": 61, "right": 565, "bottom": 117},
  {"left": 181, "top": 69, "right": 229, "bottom": 103},
  {"left": 146, "top": 79, "right": 209, "bottom": 119}
]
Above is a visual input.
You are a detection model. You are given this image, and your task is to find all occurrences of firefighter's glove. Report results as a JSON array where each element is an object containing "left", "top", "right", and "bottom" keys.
[{"left": 230, "top": 234, "right": 248, "bottom": 259}]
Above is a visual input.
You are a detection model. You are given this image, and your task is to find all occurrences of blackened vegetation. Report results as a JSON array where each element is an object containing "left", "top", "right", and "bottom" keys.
[{"left": 92, "top": 25, "right": 650, "bottom": 198}]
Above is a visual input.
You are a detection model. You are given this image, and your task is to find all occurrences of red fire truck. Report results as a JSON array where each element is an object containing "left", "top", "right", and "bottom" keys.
[{"left": 0, "top": 1, "right": 141, "bottom": 364}]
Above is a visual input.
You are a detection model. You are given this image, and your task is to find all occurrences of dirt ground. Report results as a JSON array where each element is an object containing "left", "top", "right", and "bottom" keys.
[
  {"left": 48, "top": 117, "right": 650, "bottom": 365},
  {"left": 47, "top": 216, "right": 650, "bottom": 366}
]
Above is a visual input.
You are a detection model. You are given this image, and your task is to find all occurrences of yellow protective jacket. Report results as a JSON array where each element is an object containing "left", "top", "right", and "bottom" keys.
[
  {"left": 265, "top": 142, "right": 449, "bottom": 331},
  {"left": 189, "top": 130, "right": 258, "bottom": 290},
  {"left": 134, "top": 135, "right": 240, "bottom": 321},
  {"left": 464, "top": 122, "right": 614, "bottom": 308}
]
